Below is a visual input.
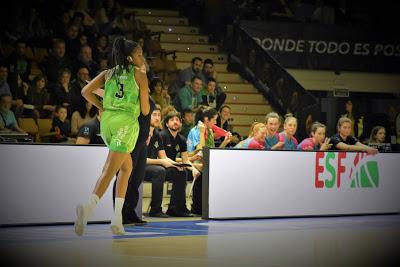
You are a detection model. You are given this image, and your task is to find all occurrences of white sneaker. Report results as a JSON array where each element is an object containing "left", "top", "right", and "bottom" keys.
[
  {"left": 74, "top": 205, "right": 87, "bottom": 236},
  {"left": 110, "top": 216, "right": 125, "bottom": 235}
]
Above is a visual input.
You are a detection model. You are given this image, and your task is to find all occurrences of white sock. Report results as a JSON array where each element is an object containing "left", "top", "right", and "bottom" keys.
[
  {"left": 112, "top": 198, "right": 124, "bottom": 224},
  {"left": 85, "top": 194, "right": 99, "bottom": 218}
]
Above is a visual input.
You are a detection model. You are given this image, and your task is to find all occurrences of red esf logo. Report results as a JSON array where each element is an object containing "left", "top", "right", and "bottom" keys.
[{"left": 315, "top": 152, "right": 379, "bottom": 189}]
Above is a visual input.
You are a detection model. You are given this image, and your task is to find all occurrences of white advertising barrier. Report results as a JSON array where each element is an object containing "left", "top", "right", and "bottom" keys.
[
  {"left": 0, "top": 144, "right": 141, "bottom": 225},
  {"left": 204, "top": 149, "right": 400, "bottom": 219}
]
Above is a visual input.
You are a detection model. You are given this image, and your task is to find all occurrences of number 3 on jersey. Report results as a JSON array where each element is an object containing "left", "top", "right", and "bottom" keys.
[{"left": 115, "top": 83, "right": 124, "bottom": 98}]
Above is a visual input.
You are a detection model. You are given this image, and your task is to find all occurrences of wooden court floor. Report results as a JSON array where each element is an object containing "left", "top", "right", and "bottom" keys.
[{"left": 1, "top": 215, "right": 399, "bottom": 267}]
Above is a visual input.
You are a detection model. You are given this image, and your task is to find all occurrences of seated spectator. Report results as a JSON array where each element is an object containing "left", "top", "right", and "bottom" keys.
[
  {"left": 5, "top": 39, "right": 31, "bottom": 82},
  {"left": 161, "top": 105, "right": 177, "bottom": 124},
  {"left": 144, "top": 107, "right": 189, "bottom": 217},
  {"left": 248, "top": 123, "right": 267, "bottom": 149},
  {"left": 298, "top": 122, "right": 332, "bottom": 151},
  {"left": 264, "top": 112, "right": 281, "bottom": 149},
  {"left": 92, "top": 34, "right": 111, "bottom": 62},
  {"left": 186, "top": 107, "right": 232, "bottom": 215},
  {"left": 215, "top": 104, "right": 240, "bottom": 147},
  {"left": 76, "top": 109, "right": 103, "bottom": 144},
  {"left": 160, "top": 111, "right": 201, "bottom": 216},
  {"left": 24, "top": 74, "right": 55, "bottom": 120},
  {"left": 330, "top": 117, "right": 378, "bottom": 154},
  {"left": 7, "top": 73, "right": 26, "bottom": 120},
  {"left": 200, "top": 59, "right": 226, "bottom": 109},
  {"left": 73, "top": 45, "right": 99, "bottom": 79},
  {"left": 367, "top": 126, "right": 391, "bottom": 152},
  {"left": 201, "top": 78, "right": 217, "bottom": 109},
  {"left": 51, "top": 105, "right": 74, "bottom": 143},
  {"left": 0, "top": 65, "right": 11, "bottom": 96},
  {"left": 180, "top": 108, "right": 194, "bottom": 138},
  {"left": 70, "top": 99, "right": 96, "bottom": 136},
  {"left": 40, "top": 39, "right": 72, "bottom": 84},
  {"left": 169, "top": 57, "right": 203, "bottom": 97},
  {"left": 69, "top": 67, "right": 90, "bottom": 114},
  {"left": 173, "top": 76, "right": 203, "bottom": 112},
  {"left": 0, "top": 94, "right": 26, "bottom": 133},
  {"left": 278, "top": 114, "right": 298, "bottom": 150},
  {"left": 51, "top": 68, "right": 73, "bottom": 109},
  {"left": 234, "top": 121, "right": 259, "bottom": 148},
  {"left": 150, "top": 78, "right": 171, "bottom": 110}
]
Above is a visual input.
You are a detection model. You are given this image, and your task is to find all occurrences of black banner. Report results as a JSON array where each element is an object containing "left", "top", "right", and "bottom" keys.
[{"left": 241, "top": 20, "right": 400, "bottom": 73}]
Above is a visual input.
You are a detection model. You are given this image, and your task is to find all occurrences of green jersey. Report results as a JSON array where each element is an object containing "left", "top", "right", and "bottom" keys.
[{"left": 103, "top": 65, "right": 140, "bottom": 117}]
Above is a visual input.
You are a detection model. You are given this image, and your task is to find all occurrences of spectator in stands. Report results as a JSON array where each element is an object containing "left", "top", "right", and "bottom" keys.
[
  {"left": 278, "top": 114, "right": 298, "bottom": 150},
  {"left": 51, "top": 68, "right": 73, "bottom": 110},
  {"left": 367, "top": 126, "right": 391, "bottom": 152},
  {"left": 76, "top": 108, "right": 103, "bottom": 144},
  {"left": 298, "top": 122, "right": 332, "bottom": 151},
  {"left": 51, "top": 105, "right": 74, "bottom": 143},
  {"left": 70, "top": 99, "right": 96, "bottom": 136},
  {"left": 264, "top": 112, "right": 282, "bottom": 149},
  {"left": 69, "top": 67, "right": 90, "bottom": 114},
  {"left": 144, "top": 107, "right": 189, "bottom": 217},
  {"left": 201, "top": 78, "right": 217, "bottom": 109},
  {"left": 63, "top": 23, "right": 81, "bottom": 60},
  {"left": 160, "top": 111, "right": 200, "bottom": 216},
  {"left": 7, "top": 72, "right": 26, "bottom": 119},
  {"left": 5, "top": 39, "right": 31, "bottom": 82},
  {"left": 150, "top": 77, "right": 171, "bottom": 110},
  {"left": 161, "top": 105, "right": 178, "bottom": 123},
  {"left": 173, "top": 76, "right": 203, "bottom": 112},
  {"left": 40, "top": 39, "right": 72, "bottom": 84},
  {"left": 180, "top": 108, "right": 194, "bottom": 138},
  {"left": 24, "top": 74, "right": 55, "bottom": 120},
  {"left": 73, "top": 45, "right": 99, "bottom": 79},
  {"left": 187, "top": 107, "right": 232, "bottom": 214},
  {"left": 248, "top": 123, "right": 267, "bottom": 149},
  {"left": 330, "top": 117, "right": 378, "bottom": 154},
  {"left": 201, "top": 59, "right": 226, "bottom": 109},
  {"left": 234, "top": 122, "right": 263, "bottom": 149},
  {"left": 0, "top": 65, "right": 11, "bottom": 96},
  {"left": 170, "top": 57, "right": 203, "bottom": 97},
  {"left": 92, "top": 34, "right": 111, "bottom": 63},
  {"left": 215, "top": 104, "right": 240, "bottom": 147},
  {"left": 0, "top": 93, "right": 26, "bottom": 133}
]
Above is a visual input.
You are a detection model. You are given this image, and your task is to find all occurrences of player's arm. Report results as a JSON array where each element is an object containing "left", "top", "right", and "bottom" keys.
[{"left": 81, "top": 71, "right": 106, "bottom": 111}]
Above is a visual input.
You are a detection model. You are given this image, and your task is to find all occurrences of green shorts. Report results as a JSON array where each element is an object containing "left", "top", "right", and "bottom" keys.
[{"left": 100, "top": 111, "right": 139, "bottom": 153}]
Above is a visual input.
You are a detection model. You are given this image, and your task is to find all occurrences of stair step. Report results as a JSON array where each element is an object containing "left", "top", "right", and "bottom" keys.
[
  {"left": 218, "top": 72, "right": 244, "bottom": 83},
  {"left": 175, "top": 61, "right": 227, "bottom": 72},
  {"left": 225, "top": 92, "right": 267, "bottom": 105},
  {"left": 227, "top": 103, "right": 273, "bottom": 114},
  {"left": 220, "top": 83, "right": 258, "bottom": 93},
  {"left": 230, "top": 114, "right": 267, "bottom": 125},
  {"left": 161, "top": 42, "right": 219, "bottom": 53},
  {"left": 146, "top": 24, "right": 199, "bottom": 35},
  {"left": 168, "top": 52, "right": 227, "bottom": 63},
  {"left": 126, "top": 8, "right": 180, "bottom": 17},
  {"left": 136, "top": 15, "right": 188, "bottom": 26},
  {"left": 160, "top": 33, "right": 209, "bottom": 44}
]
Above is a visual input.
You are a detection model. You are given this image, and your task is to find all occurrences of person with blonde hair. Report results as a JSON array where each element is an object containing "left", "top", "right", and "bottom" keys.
[
  {"left": 330, "top": 117, "right": 378, "bottom": 154},
  {"left": 264, "top": 112, "right": 282, "bottom": 149},
  {"left": 234, "top": 121, "right": 260, "bottom": 148}
]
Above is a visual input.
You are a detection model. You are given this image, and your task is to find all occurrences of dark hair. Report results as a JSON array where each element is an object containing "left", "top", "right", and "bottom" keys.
[
  {"left": 182, "top": 108, "right": 193, "bottom": 116},
  {"left": 195, "top": 107, "right": 218, "bottom": 125},
  {"left": 163, "top": 111, "right": 181, "bottom": 129},
  {"left": 77, "top": 100, "right": 97, "bottom": 118},
  {"left": 111, "top": 37, "right": 140, "bottom": 73},
  {"left": 207, "top": 77, "right": 216, "bottom": 84},
  {"left": 203, "top": 58, "right": 214, "bottom": 66},
  {"left": 55, "top": 105, "right": 67, "bottom": 113},
  {"left": 149, "top": 77, "right": 163, "bottom": 94},
  {"left": 191, "top": 57, "right": 202, "bottom": 64},
  {"left": 219, "top": 104, "right": 231, "bottom": 113}
]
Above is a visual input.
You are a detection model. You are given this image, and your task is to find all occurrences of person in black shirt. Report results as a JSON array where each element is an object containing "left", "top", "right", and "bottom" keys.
[
  {"left": 112, "top": 98, "right": 155, "bottom": 225},
  {"left": 76, "top": 109, "right": 103, "bottom": 145},
  {"left": 144, "top": 107, "right": 189, "bottom": 217},
  {"left": 330, "top": 117, "right": 378, "bottom": 155},
  {"left": 159, "top": 111, "right": 201, "bottom": 217}
]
